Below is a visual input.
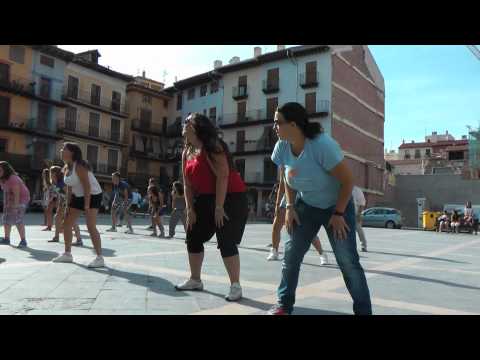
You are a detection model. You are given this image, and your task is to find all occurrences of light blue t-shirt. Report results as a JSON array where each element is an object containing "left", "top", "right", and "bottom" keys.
[{"left": 271, "top": 134, "right": 344, "bottom": 209}]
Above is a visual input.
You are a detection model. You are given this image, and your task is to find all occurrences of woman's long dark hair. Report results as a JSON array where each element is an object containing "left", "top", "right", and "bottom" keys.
[
  {"left": 276, "top": 102, "right": 323, "bottom": 139},
  {"left": 184, "top": 113, "right": 235, "bottom": 170},
  {"left": 0, "top": 161, "right": 16, "bottom": 181},
  {"left": 173, "top": 181, "right": 184, "bottom": 196},
  {"left": 63, "top": 142, "right": 91, "bottom": 172}
]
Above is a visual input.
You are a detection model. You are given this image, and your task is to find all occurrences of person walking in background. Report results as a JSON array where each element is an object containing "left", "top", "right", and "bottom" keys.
[
  {"left": 352, "top": 186, "right": 368, "bottom": 252},
  {"left": 146, "top": 178, "right": 157, "bottom": 230},
  {"left": 168, "top": 181, "right": 186, "bottom": 238},
  {"left": 175, "top": 113, "right": 248, "bottom": 302},
  {"left": 130, "top": 188, "right": 141, "bottom": 218},
  {"left": 52, "top": 142, "right": 105, "bottom": 268},
  {"left": 42, "top": 168, "right": 55, "bottom": 231},
  {"left": 48, "top": 166, "right": 82, "bottom": 246},
  {"left": 0, "top": 161, "right": 30, "bottom": 248},
  {"left": 268, "top": 102, "right": 371, "bottom": 315},
  {"left": 148, "top": 185, "right": 165, "bottom": 238}
]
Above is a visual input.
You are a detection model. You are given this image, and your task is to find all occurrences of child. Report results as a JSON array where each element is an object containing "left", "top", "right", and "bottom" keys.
[
  {"left": 168, "top": 181, "right": 186, "bottom": 238},
  {"left": 0, "top": 161, "right": 31, "bottom": 248},
  {"left": 48, "top": 166, "right": 82, "bottom": 246},
  {"left": 149, "top": 185, "right": 165, "bottom": 238}
]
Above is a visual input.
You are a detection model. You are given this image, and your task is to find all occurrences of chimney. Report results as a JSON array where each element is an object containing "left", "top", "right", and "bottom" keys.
[
  {"left": 277, "top": 45, "right": 286, "bottom": 51},
  {"left": 229, "top": 56, "right": 240, "bottom": 64},
  {"left": 254, "top": 47, "right": 262, "bottom": 57},
  {"left": 446, "top": 130, "right": 449, "bottom": 134},
  {"left": 76, "top": 50, "right": 101, "bottom": 64},
  {"left": 142, "top": 70, "right": 146, "bottom": 78},
  {"left": 214, "top": 60, "right": 222, "bottom": 69}
]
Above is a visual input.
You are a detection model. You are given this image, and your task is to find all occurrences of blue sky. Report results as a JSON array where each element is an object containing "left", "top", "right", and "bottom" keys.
[{"left": 60, "top": 45, "right": 480, "bottom": 151}]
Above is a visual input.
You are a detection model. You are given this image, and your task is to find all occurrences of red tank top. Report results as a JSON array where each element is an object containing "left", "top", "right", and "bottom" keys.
[{"left": 184, "top": 151, "right": 246, "bottom": 194}]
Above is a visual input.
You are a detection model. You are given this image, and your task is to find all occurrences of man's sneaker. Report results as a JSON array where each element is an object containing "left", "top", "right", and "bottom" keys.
[
  {"left": 319, "top": 252, "right": 328, "bottom": 266},
  {"left": 225, "top": 283, "right": 242, "bottom": 302},
  {"left": 48, "top": 236, "right": 60, "bottom": 243},
  {"left": 106, "top": 227, "right": 117, "bottom": 232},
  {"left": 72, "top": 240, "right": 83, "bottom": 247},
  {"left": 150, "top": 232, "right": 158, "bottom": 237},
  {"left": 361, "top": 247, "right": 368, "bottom": 252},
  {"left": 175, "top": 279, "right": 204, "bottom": 291},
  {"left": 266, "top": 243, "right": 273, "bottom": 248},
  {"left": 41, "top": 227, "right": 52, "bottom": 231},
  {"left": 0, "top": 238, "right": 11, "bottom": 245},
  {"left": 267, "top": 305, "right": 290, "bottom": 315},
  {"left": 88, "top": 256, "right": 105, "bottom": 268},
  {"left": 267, "top": 248, "right": 280, "bottom": 261},
  {"left": 125, "top": 229, "right": 134, "bottom": 234},
  {"left": 17, "top": 240, "right": 27, "bottom": 249},
  {"left": 52, "top": 253, "right": 73, "bottom": 263}
]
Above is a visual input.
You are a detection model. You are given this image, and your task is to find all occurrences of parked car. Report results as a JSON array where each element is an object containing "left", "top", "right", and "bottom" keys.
[{"left": 361, "top": 207, "right": 403, "bottom": 229}]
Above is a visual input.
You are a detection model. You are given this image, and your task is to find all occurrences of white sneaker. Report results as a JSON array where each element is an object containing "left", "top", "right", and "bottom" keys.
[
  {"left": 267, "top": 249, "right": 280, "bottom": 261},
  {"left": 88, "top": 256, "right": 105, "bottom": 268},
  {"left": 106, "top": 227, "right": 117, "bottom": 232},
  {"left": 52, "top": 252, "right": 73, "bottom": 263},
  {"left": 125, "top": 229, "right": 134, "bottom": 234},
  {"left": 225, "top": 282, "right": 242, "bottom": 301},
  {"left": 319, "top": 252, "right": 328, "bottom": 266},
  {"left": 175, "top": 278, "right": 204, "bottom": 291}
]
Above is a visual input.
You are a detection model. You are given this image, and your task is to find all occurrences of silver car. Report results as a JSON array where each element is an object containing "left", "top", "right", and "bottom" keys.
[{"left": 361, "top": 207, "right": 403, "bottom": 229}]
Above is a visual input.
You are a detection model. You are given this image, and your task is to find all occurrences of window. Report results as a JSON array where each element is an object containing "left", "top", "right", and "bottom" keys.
[
  {"left": 0, "top": 96, "right": 10, "bottom": 125},
  {"left": 237, "top": 101, "right": 246, "bottom": 122},
  {"left": 266, "top": 68, "right": 279, "bottom": 89},
  {"left": 236, "top": 131, "right": 245, "bottom": 152},
  {"left": 404, "top": 151, "right": 411, "bottom": 160},
  {"left": 108, "top": 149, "right": 119, "bottom": 173},
  {"left": 425, "top": 149, "right": 431, "bottom": 157},
  {"left": 0, "top": 138, "right": 7, "bottom": 153},
  {"left": 305, "top": 61, "right": 317, "bottom": 83},
  {"left": 90, "top": 84, "right": 101, "bottom": 106},
  {"left": 137, "top": 159, "right": 149, "bottom": 174},
  {"left": 37, "top": 103, "right": 50, "bottom": 130},
  {"left": 210, "top": 81, "right": 219, "bottom": 94},
  {"left": 67, "top": 76, "right": 79, "bottom": 99},
  {"left": 111, "top": 118, "right": 121, "bottom": 142},
  {"left": 176, "top": 93, "right": 183, "bottom": 110},
  {"left": 65, "top": 107, "right": 77, "bottom": 131},
  {"left": 0, "top": 63, "right": 10, "bottom": 85},
  {"left": 235, "top": 159, "right": 245, "bottom": 180},
  {"left": 163, "top": 99, "right": 168, "bottom": 108},
  {"left": 111, "top": 91, "right": 121, "bottom": 112},
  {"left": 305, "top": 92, "right": 316, "bottom": 114},
  {"left": 140, "top": 108, "right": 152, "bottom": 129},
  {"left": 39, "top": 78, "right": 51, "bottom": 98},
  {"left": 187, "top": 88, "right": 195, "bottom": 100},
  {"left": 87, "top": 145, "right": 99, "bottom": 172},
  {"left": 33, "top": 142, "right": 49, "bottom": 165},
  {"left": 40, "top": 55, "right": 54, "bottom": 68},
  {"left": 266, "top": 97, "right": 278, "bottom": 120},
  {"left": 414, "top": 149, "right": 421, "bottom": 159},
  {"left": 142, "top": 94, "right": 152, "bottom": 105},
  {"left": 88, "top": 113, "right": 100, "bottom": 138},
  {"left": 200, "top": 84, "right": 207, "bottom": 97},
  {"left": 162, "top": 117, "right": 167, "bottom": 134},
  {"left": 209, "top": 107, "right": 216, "bottom": 122},
  {"left": 9, "top": 46, "right": 25, "bottom": 64}
]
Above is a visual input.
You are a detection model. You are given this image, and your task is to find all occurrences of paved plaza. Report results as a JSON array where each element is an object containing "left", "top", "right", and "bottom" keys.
[{"left": 0, "top": 213, "right": 480, "bottom": 315}]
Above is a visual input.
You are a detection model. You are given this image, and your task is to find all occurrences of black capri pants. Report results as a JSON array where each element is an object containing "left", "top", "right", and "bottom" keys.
[{"left": 186, "top": 192, "right": 248, "bottom": 258}]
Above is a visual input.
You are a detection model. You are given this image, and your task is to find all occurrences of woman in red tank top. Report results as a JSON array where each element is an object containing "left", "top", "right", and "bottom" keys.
[{"left": 175, "top": 113, "right": 248, "bottom": 302}]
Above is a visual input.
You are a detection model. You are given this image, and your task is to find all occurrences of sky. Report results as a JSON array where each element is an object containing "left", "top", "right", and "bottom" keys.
[{"left": 59, "top": 45, "right": 480, "bottom": 151}]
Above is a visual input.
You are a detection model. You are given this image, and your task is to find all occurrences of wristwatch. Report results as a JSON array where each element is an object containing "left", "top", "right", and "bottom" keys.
[{"left": 333, "top": 210, "right": 344, "bottom": 216}]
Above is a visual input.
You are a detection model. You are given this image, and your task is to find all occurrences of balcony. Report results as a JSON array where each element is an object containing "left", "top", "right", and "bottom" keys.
[
  {"left": 0, "top": 113, "right": 61, "bottom": 139},
  {"left": 262, "top": 79, "right": 279, "bottom": 94},
  {"left": 90, "top": 163, "right": 127, "bottom": 177},
  {"left": 62, "top": 87, "right": 128, "bottom": 117},
  {"left": 299, "top": 72, "right": 319, "bottom": 88},
  {"left": 217, "top": 109, "right": 273, "bottom": 128},
  {"left": 130, "top": 147, "right": 182, "bottom": 162},
  {"left": 232, "top": 86, "right": 248, "bottom": 100},
  {"left": 306, "top": 99, "right": 330, "bottom": 117},
  {"left": 131, "top": 118, "right": 164, "bottom": 136},
  {"left": 229, "top": 137, "right": 276, "bottom": 155},
  {"left": 244, "top": 171, "right": 277, "bottom": 185},
  {"left": 0, "top": 73, "right": 66, "bottom": 107},
  {"left": 58, "top": 119, "right": 128, "bottom": 146}
]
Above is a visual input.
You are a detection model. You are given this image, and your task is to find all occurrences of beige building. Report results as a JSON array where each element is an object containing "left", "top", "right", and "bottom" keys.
[{"left": 59, "top": 50, "right": 133, "bottom": 191}]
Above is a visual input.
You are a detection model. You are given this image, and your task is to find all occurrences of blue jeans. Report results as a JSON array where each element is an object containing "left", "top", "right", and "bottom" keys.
[{"left": 277, "top": 197, "right": 372, "bottom": 315}]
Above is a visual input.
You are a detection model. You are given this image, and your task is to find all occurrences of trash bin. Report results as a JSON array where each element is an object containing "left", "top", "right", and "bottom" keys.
[{"left": 422, "top": 211, "right": 437, "bottom": 231}]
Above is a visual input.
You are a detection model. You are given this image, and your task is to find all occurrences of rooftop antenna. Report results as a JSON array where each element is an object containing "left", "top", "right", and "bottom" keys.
[{"left": 163, "top": 70, "right": 168, "bottom": 83}]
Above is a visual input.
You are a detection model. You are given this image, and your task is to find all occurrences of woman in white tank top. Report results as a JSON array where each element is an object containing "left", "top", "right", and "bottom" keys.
[{"left": 52, "top": 142, "right": 105, "bottom": 268}]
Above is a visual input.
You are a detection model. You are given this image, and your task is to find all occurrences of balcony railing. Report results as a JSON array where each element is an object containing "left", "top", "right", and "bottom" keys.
[
  {"left": 218, "top": 109, "right": 268, "bottom": 126},
  {"left": 229, "top": 138, "right": 276, "bottom": 154},
  {"left": 0, "top": 113, "right": 60, "bottom": 137},
  {"left": 131, "top": 118, "right": 164, "bottom": 135},
  {"left": 0, "top": 73, "right": 65, "bottom": 105},
  {"left": 262, "top": 79, "right": 279, "bottom": 94},
  {"left": 306, "top": 99, "right": 330, "bottom": 116},
  {"left": 90, "top": 163, "right": 126, "bottom": 176},
  {"left": 299, "top": 72, "right": 319, "bottom": 88},
  {"left": 62, "top": 87, "right": 128, "bottom": 115},
  {"left": 58, "top": 119, "right": 128, "bottom": 145},
  {"left": 130, "top": 147, "right": 181, "bottom": 161},
  {"left": 232, "top": 85, "right": 248, "bottom": 100},
  {"left": 243, "top": 171, "right": 277, "bottom": 184}
]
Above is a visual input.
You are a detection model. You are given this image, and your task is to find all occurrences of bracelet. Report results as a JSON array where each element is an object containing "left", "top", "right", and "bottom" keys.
[
  {"left": 215, "top": 205, "right": 224, "bottom": 210},
  {"left": 333, "top": 210, "right": 344, "bottom": 216},
  {"left": 286, "top": 204, "right": 294, "bottom": 209}
]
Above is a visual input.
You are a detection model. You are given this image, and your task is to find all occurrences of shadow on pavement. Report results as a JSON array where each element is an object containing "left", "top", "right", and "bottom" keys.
[
  {"left": 364, "top": 250, "right": 469, "bottom": 264},
  {"left": 16, "top": 246, "right": 59, "bottom": 261},
  {"left": 75, "top": 263, "right": 189, "bottom": 298},
  {"left": 293, "top": 307, "right": 349, "bottom": 315}
]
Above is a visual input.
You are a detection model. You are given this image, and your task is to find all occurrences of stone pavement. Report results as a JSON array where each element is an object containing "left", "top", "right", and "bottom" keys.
[{"left": 1, "top": 213, "right": 480, "bottom": 315}]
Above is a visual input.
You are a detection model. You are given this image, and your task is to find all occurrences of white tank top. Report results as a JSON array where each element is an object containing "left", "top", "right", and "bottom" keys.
[{"left": 64, "top": 163, "right": 102, "bottom": 197}]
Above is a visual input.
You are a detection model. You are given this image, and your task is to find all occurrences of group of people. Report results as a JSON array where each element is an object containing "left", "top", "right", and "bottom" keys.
[
  {"left": 437, "top": 201, "right": 477, "bottom": 234},
  {"left": 1, "top": 102, "right": 373, "bottom": 315}
]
